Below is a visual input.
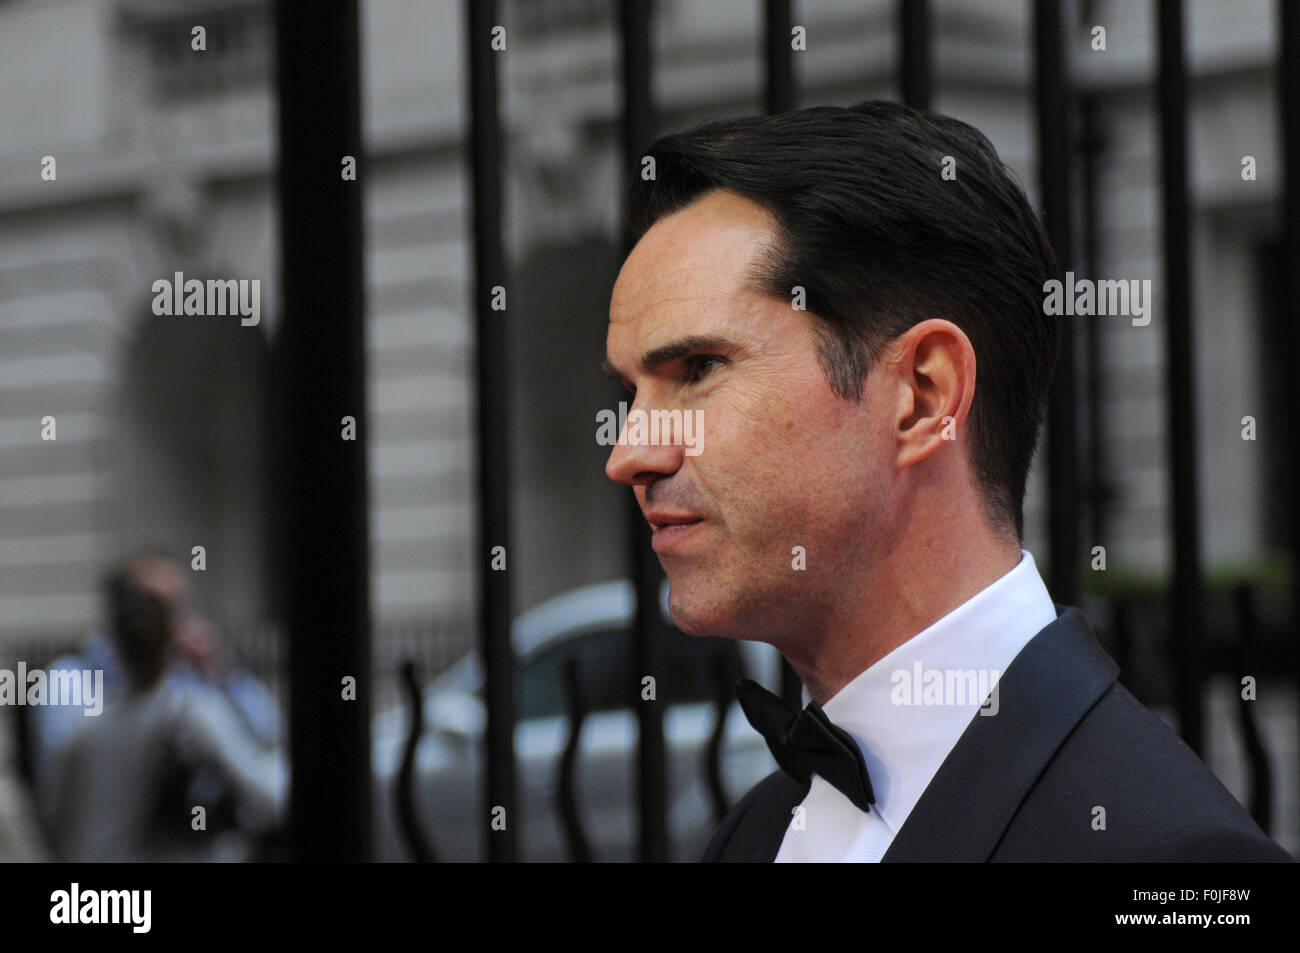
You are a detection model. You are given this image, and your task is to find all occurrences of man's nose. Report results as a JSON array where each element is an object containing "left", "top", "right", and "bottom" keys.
[{"left": 604, "top": 408, "right": 686, "bottom": 486}]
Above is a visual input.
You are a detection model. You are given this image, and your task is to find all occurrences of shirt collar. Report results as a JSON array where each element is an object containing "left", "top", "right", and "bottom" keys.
[{"left": 804, "top": 549, "right": 1059, "bottom": 833}]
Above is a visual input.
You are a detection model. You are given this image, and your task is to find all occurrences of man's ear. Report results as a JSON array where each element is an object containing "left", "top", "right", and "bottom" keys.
[{"left": 891, "top": 319, "right": 977, "bottom": 471}]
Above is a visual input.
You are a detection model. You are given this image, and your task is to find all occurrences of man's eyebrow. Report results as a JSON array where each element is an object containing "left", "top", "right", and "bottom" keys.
[{"left": 601, "top": 334, "right": 742, "bottom": 384}]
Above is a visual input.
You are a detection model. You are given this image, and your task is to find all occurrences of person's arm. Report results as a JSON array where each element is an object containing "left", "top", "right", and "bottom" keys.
[{"left": 172, "top": 686, "right": 287, "bottom": 832}]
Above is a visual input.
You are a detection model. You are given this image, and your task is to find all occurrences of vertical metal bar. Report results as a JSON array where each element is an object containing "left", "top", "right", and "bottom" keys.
[
  {"left": 619, "top": 0, "right": 668, "bottom": 864},
  {"left": 764, "top": 0, "right": 802, "bottom": 709},
  {"left": 1079, "top": 93, "right": 1112, "bottom": 548},
  {"left": 466, "top": 0, "right": 517, "bottom": 861},
  {"left": 1034, "top": 0, "right": 1080, "bottom": 608},
  {"left": 559, "top": 657, "right": 594, "bottom": 862},
  {"left": 274, "top": 0, "right": 371, "bottom": 861},
  {"left": 1276, "top": 0, "right": 1300, "bottom": 826},
  {"left": 1156, "top": 0, "right": 1203, "bottom": 755},
  {"left": 765, "top": 0, "right": 794, "bottom": 113},
  {"left": 899, "top": 0, "right": 932, "bottom": 110},
  {"left": 705, "top": 642, "right": 742, "bottom": 822},
  {"left": 1231, "top": 585, "right": 1272, "bottom": 831},
  {"left": 397, "top": 660, "right": 436, "bottom": 861}
]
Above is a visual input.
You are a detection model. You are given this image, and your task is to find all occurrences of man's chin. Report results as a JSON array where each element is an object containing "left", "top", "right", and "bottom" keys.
[
  {"left": 664, "top": 583, "right": 705, "bottom": 635},
  {"left": 667, "top": 605, "right": 708, "bottom": 636},
  {"left": 665, "top": 581, "right": 747, "bottom": 640}
]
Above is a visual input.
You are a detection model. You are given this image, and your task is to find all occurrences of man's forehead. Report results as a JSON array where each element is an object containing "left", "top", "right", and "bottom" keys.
[
  {"left": 610, "top": 264, "right": 744, "bottom": 332},
  {"left": 608, "top": 190, "right": 777, "bottom": 343},
  {"left": 606, "top": 270, "right": 775, "bottom": 365}
]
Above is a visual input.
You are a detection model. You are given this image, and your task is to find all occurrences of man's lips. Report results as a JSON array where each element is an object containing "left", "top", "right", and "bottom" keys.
[
  {"left": 646, "top": 512, "right": 705, "bottom": 553},
  {"left": 645, "top": 512, "right": 703, "bottom": 531}
]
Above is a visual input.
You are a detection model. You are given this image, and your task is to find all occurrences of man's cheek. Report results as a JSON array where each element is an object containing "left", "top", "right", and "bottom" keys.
[
  {"left": 725, "top": 385, "right": 803, "bottom": 434},
  {"left": 732, "top": 489, "right": 817, "bottom": 561}
]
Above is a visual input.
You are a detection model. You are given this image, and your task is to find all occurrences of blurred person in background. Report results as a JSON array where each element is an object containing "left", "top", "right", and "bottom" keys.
[
  {"left": 46, "top": 566, "right": 286, "bottom": 861},
  {"left": 27, "top": 550, "right": 281, "bottom": 843}
]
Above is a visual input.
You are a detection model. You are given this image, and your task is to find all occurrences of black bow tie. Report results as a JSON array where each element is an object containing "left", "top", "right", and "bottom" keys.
[{"left": 736, "top": 678, "right": 875, "bottom": 813}]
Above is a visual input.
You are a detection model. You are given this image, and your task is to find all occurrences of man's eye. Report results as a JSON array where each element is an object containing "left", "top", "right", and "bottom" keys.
[{"left": 687, "top": 355, "right": 726, "bottom": 384}]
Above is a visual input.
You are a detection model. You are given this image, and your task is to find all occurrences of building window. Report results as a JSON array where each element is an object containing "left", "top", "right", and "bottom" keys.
[
  {"left": 119, "top": 0, "right": 269, "bottom": 98},
  {"left": 509, "top": 0, "right": 611, "bottom": 36}
]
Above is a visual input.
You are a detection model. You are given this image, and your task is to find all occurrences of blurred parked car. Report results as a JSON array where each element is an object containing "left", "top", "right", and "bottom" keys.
[{"left": 372, "top": 579, "right": 779, "bottom": 861}]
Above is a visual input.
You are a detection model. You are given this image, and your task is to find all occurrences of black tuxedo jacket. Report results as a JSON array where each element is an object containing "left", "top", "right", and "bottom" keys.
[{"left": 703, "top": 605, "right": 1293, "bottom": 862}]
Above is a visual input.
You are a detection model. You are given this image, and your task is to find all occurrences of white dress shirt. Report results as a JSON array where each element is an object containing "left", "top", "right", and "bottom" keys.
[{"left": 774, "top": 549, "right": 1058, "bottom": 862}]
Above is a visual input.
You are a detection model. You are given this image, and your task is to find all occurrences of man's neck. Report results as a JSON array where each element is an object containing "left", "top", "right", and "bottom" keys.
[{"left": 782, "top": 536, "right": 1023, "bottom": 706}]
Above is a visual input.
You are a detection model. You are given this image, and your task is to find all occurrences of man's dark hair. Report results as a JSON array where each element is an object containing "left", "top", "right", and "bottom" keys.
[{"left": 626, "top": 100, "right": 1061, "bottom": 540}]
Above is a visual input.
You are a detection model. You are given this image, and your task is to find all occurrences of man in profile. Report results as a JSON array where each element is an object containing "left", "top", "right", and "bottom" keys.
[{"left": 601, "top": 100, "right": 1290, "bottom": 862}]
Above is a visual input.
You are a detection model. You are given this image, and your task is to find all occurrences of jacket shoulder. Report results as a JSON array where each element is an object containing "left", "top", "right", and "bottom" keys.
[{"left": 995, "top": 681, "right": 1293, "bottom": 862}]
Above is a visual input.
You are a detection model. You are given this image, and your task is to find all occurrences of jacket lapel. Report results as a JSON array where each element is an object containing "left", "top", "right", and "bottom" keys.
[
  {"left": 747, "top": 773, "right": 809, "bottom": 862},
  {"left": 880, "top": 606, "right": 1119, "bottom": 862}
]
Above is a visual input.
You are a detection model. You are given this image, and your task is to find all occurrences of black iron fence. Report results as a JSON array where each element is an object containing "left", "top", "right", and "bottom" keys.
[{"left": 219, "top": 0, "right": 1300, "bottom": 860}]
